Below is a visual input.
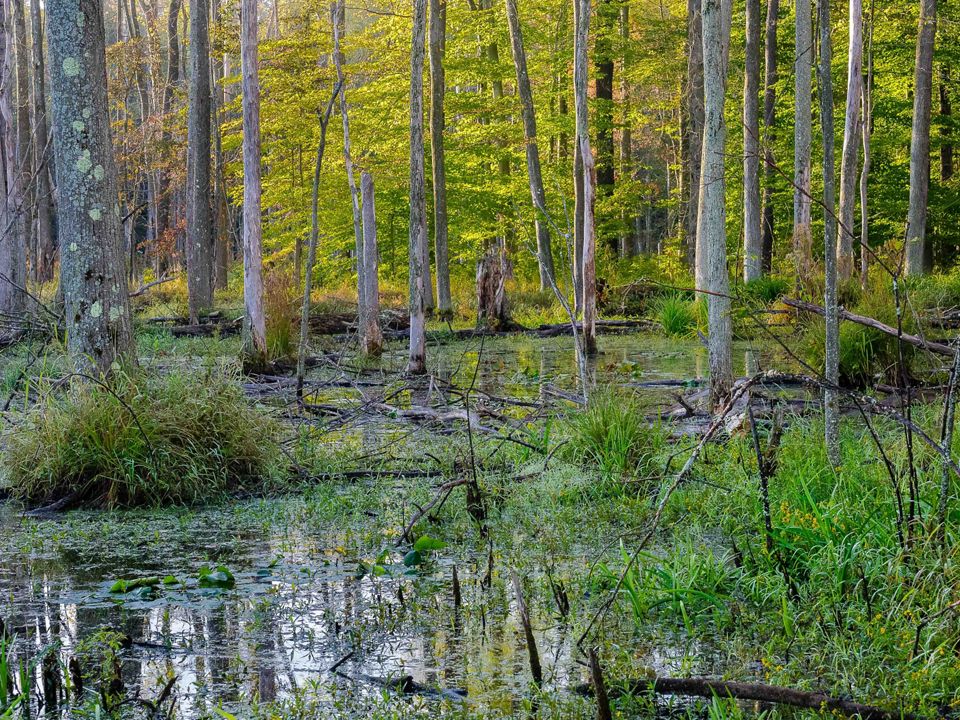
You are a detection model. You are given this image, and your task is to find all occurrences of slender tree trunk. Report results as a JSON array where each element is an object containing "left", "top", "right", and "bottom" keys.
[
  {"left": 47, "top": 0, "right": 134, "bottom": 372},
  {"left": 700, "top": 0, "right": 733, "bottom": 408},
  {"left": 940, "top": 68, "right": 953, "bottom": 183},
  {"left": 761, "top": 0, "right": 779, "bottom": 273},
  {"left": 594, "top": 0, "right": 615, "bottom": 204},
  {"left": 186, "top": 0, "right": 213, "bottom": 322},
  {"left": 157, "top": 0, "right": 181, "bottom": 264},
  {"left": 332, "top": 0, "right": 365, "bottom": 314},
  {"left": 743, "top": 0, "right": 762, "bottom": 282},
  {"left": 12, "top": 0, "right": 31, "bottom": 280},
  {"left": 408, "top": 0, "right": 427, "bottom": 374},
  {"left": 818, "top": 0, "right": 840, "bottom": 465},
  {"left": 29, "top": 0, "right": 55, "bottom": 283},
  {"left": 574, "top": 0, "right": 596, "bottom": 355},
  {"left": 211, "top": 0, "right": 229, "bottom": 290},
  {"left": 837, "top": 0, "right": 862, "bottom": 282},
  {"left": 685, "top": 0, "right": 704, "bottom": 274},
  {"left": 240, "top": 0, "right": 265, "bottom": 361},
  {"left": 618, "top": 3, "right": 635, "bottom": 258},
  {"left": 0, "top": 0, "right": 25, "bottom": 316},
  {"left": 905, "top": 0, "right": 937, "bottom": 276},
  {"left": 793, "top": 0, "right": 813, "bottom": 286},
  {"left": 505, "top": 0, "right": 554, "bottom": 289},
  {"left": 360, "top": 171, "right": 383, "bottom": 355},
  {"left": 429, "top": 0, "right": 452, "bottom": 317},
  {"left": 860, "top": 0, "right": 874, "bottom": 288}
]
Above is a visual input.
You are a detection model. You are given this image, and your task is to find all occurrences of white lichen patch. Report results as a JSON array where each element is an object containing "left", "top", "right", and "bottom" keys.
[
  {"left": 69, "top": 242, "right": 78, "bottom": 252},
  {"left": 76, "top": 150, "right": 92, "bottom": 173},
  {"left": 93, "top": 165, "right": 104, "bottom": 181},
  {"left": 90, "top": 300, "right": 102, "bottom": 319},
  {"left": 88, "top": 208, "right": 102, "bottom": 221},
  {"left": 71, "top": 120, "right": 85, "bottom": 132},
  {"left": 62, "top": 57, "right": 81, "bottom": 77},
  {"left": 82, "top": 107, "right": 92, "bottom": 119},
  {"left": 109, "top": 306, "right": 121, "bottom": 321}
]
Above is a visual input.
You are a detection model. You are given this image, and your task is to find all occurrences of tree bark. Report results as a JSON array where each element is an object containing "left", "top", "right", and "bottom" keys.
[
  {"left": 618, "top": 3, "right": 637, "bottom": 257},
  {"left": 860, "top": 0, "right": 874, "bottom": 288},
  {"left": 699, "top": 0, "right": 733, "bottom": 408},
  {"left": 837, "top": 0, "right": 862, "bottom": 282},
  {"left": 240, "top": 0, "right": 266, "bottom": 361},
  {"left": 29, "top": 0, "right": 55, "bottom": 283},
  {"left": 504, "top": 0, "right": 555, "bottom": 289},
  {"left": 47, "top": 0, "right": 134, "bottom": 372},
  {"left": 574, "top": 0, "right": 595, "bottom": 354},
  {"left": 12, "top": 0, "right": 31, "bottom": 281},
  {"left": 793, "top": 0, "right": 813, "bottom": 286},
  {"left": 684, "top": 0, "right": 704, "bottom": 274},
  {"left": 593, "top": 0, "right": 615, "bottom": 200},
  {"left": 0, "top": 0, "right": 25, "bottom": 316},
  {"left": 186, "top": 0, "right": 213, "bottom": 322},
  {"left": 743, "top": 0, "right": 762, "bottom": 282},
  {"left": 818, "top": 0, "right": 839, "bottom": 465},
  {"left": 360, "top": 171, "right": 383, "bottom": 355},
  {"left": 429, "top": 0, "right": 452, "bottom": 317},
  {"left": 904, "top": 0, "right": 937, "bottom": 276},
  {"left": 940, "top": 68, "right": 953, "bottom": 183},
  {"left": 408, "top": 0, "right": 428, "bottom": 374},
  {"left": 157, "top": 0, "right": 181, "bottom": 258},
  {"left": 760, "top": 0, "right": 779, "bottom": 273}
]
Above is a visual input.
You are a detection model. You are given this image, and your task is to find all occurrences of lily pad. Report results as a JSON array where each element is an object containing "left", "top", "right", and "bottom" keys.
[{"left": 198, "top": 564, "right": 236, "bottom": 589}]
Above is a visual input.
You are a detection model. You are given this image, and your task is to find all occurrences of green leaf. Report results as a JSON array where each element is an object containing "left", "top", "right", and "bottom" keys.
[
  {"left": 109, "top": 577, "right": 160, "bottom": 594},
  {"left": 198, "top": 565, "right": 235, "bottom": 589},
  {"left": 403, "top": 550, "right": 422, "bottom": 567},
  {"left": 413, "top": 536, "right": 447, "bottom": 553}
]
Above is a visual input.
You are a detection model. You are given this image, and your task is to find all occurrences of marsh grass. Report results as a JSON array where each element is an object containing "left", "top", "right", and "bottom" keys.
[
  {"left": 653, "top": 293, "right": 698, "bottom": 338},
  {"left": 5, "top": 369, "right": 285, "bottom": 508},
  {"left": 264, "top": 270, "right": 300, "bottom": 360}
]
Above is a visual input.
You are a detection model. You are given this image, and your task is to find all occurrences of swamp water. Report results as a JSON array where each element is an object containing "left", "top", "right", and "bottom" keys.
[{"left": 0, "top": 333, "right": 790, "bottom": 717}]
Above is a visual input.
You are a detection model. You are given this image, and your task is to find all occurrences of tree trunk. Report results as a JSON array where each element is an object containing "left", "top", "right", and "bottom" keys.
[
  {"left": 904, "top": 0, "right": 937, "bottom": 276},
  {"left": 0, "top": 0, "right": 25, "bottom": 316},
  {"left": 240, "top": 0, "right": 266, "bottom": 361},
  {"left": 47, "top": 0, "right": 134, "bottom": 373},
  {"left": 429, "top": 0, "right": 452, "bottom": 317},
  {"left": 574, "top": 0, "right": 595, "bottom": 354},
  {"left": 699, "top": 0, "right": 733, "bottom": 408},
  {"left": 837, "top": 0, "right": 862, "bottom": 282},
  {"left": 505, "top": 0, "right": 555, "bottom": 289},
  {"left": 593, "top": 0, "right": 615, "bottom": 203},
  {"left": 792, "top": 0, "right": 813, "bottom": 286},
  {"left": 186, "top": 0, "right": 213, "bottom": 322},
  {"left": 860, "top": 0, "right": 874, "bottom": 289},
  {"left": 761, "top": 0, "right": 779, "bottom": 273},
  {"left": 360, "top": 171, "right": 383, "bottom": 355},
  {"left": 29, "top": 0, "right": 55, "bottom": 283},
  {"left": 619, "top": 3, "right": 636, "bottom": 257},
  {"left": 12, "top": 0, "right": 31, "bottom": 281},
  {"left": 407, "top": 0, "right": 427, "bottom": 374},
  {"left": 685, "top": 0, "right": 704, "bottom": 274},
  {"left": 743, "top": 0, "right": 762, "bottom": 282},
  {"left": 157, "top": 0, "right": 181, "bottom": 260},
  {"left": 818, "top": 0, "right": 839, "bottom": 465},
  {"left": 940, "top": 68, "right": 953, "bottom": 183},
  {"left": 211, "top": 0, "right": 229, "bottom": 290}
]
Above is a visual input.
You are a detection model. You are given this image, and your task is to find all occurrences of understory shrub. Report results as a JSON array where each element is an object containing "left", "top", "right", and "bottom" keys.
[{"left": 5, "top": 369, "right": 285, "bottom": 508}]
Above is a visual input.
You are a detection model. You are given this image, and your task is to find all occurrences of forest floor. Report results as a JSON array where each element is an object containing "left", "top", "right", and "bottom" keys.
[{"left": 0, "top": 280, "right": 959, "bottom": 719}]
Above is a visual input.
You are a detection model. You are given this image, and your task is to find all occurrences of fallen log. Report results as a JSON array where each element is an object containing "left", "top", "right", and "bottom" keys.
[
  {"left": 783, "top": 297, "right": 956, "bottom": 357},
  {"left": 574, "top": 676, "right": 921, "bottom": 720}
]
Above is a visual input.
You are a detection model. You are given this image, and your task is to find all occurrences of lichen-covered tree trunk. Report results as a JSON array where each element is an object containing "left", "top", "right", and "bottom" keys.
[
  {"left": 186, "top": 0, "right": 213, "bottom": 322},
  {"left": 793, "top": 0, "right": 813, "bottom": 286},
  {"left": 743, "top": 0, "right": 762, "bottom": 282},
  {"left": 685, "top": 0, "right": 704, "bottom": 275},
  {"left": 837, "top": 0, "right": 863, "bottom": 282},
  {"left": 240, "top": 0, "right": 266, "bottom": 361},
  {"left": 860, "top": 0, "right": 874, "bottom": 289},
  {"left": 504, "top": 0, "right": 554, "bottom": 289},
  {"left": 12, "top": 0, "right": 32, "bottom": 280},
  {"left": 29, "top": 0, "right": 56, "bottom": 283},
  {"left": 572, "top": 0, "right": 584, "bottom": 312},
  {"left": 905, "top": 0, "right": 937, "bottom": 276},
  {"left": 699, "top": 0, "right": 732, "bottom": 408},
  {"left": 47, "top": 0, "right": 134, "bottom": 373},
  {"left": 574, "top": 0, "right": 595, "bottom": 355},
  {"left": 761, "top": 0, "right": 779, "bottom": 273},
  {"left": 0, "top": 0, "right": 25, "bottom": 316},
  {"left": 407, "top": 0, "right": 427, "bottom": 375},
  {"left": 360, "top": 171, "right": 383, "bottom": 355},
  {"left": 429, "top": 0, "right": 452, "bottom": 318},
  {"left": 211, "top": 0, "right": 229, "bottom": 290},
  {"left": 818, "top": 0, "right": 840, "bottom": 465},
  {"left": 157, "top": 0, "right": 181, "bottom": 262}
]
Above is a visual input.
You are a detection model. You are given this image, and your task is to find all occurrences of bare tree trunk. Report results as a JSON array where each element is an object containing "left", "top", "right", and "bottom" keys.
[
  {"left": 186, "top": 0, "right": 213, "bottom": 322},
  {"left": 408, "top": 0, "right": 427, "bottom": 374},
  {"left": 47, "top": 0, "right": 134, "bottom": 372},
  {"left": 860, "top": 0, "right": 874, "bottom": 289},
  {"left": 429, "top": 0, "right": 452, "bottom": 317},
  {"left": 29, "top": 0, "right": 55, "bottom": 283},
  {"left": 905, "top": 0, "right": 937, "bottom": 276},
  {"left": 574, "top": 0, "right": 595, "bottom": 355},
  {"left": 743, "top": 0, "right": 762, "bottom": 282},
  {"left": 0, "top": 0, "right": 25, "bottom": 316},
  {"left": 572, "top": 0, "right": 584, "bottom": 312},
  {"left": 332, "top": 0, "right": 365, "bottom": 315},
  {"left": 12, "top": 0, "right": 31, "bottom": 280},
  {"left": 618, "top": 3, "right": 636, "bottom": 258},
  {"left": 360, "top": 171, "right": 383, "bottom": 355},
  {"left": 684, "top": 0, "right": 704, "bottom": 273},
  {"left": 761, "top": 0, "right": 779, "bottom": 273},
  {"left": 157, "top": 0, "right": 181, "bottom": 269},
  {"left": 792, "top": 0, "right": 813, "bottom": 286},
  {"left": 700, "top": 0, "right": 733, "bottom": 408},
  {"left": 940, "top": 68, "right": 952, "bottom": 183},
  {"left": 837, "top": 0, "right": 862, "bottom": 282},
  {"left": 211, "top": 0, "right": 229, "bottom": 290},
  {"left": 240, "top": 0, "right": 265, "bottom": 361},
  {"left": 594, "top": 0, "right": 615, "bottom": 203},
  {"left": 505, "top": 0, "right": 554, "bottom": 289},
  {"left": 818, "top": 0, "right": 839, "bottom": 465}
]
